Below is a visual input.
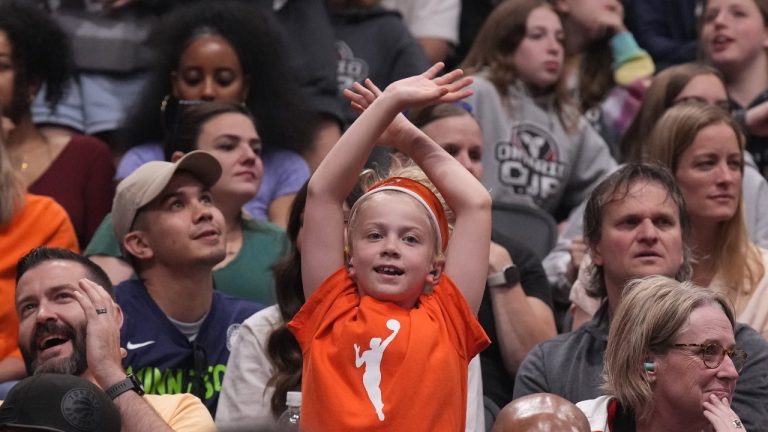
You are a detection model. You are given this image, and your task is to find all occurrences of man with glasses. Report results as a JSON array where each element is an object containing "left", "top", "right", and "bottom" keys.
[
  {"left": 13, "top": 247, "right": 215, "bottom": 430},
  {"left": 110, "top": 151, "right": 262, "bottom": 415},
  {"left": 513, "top": 163, "right": 768, "bottom": 429}
]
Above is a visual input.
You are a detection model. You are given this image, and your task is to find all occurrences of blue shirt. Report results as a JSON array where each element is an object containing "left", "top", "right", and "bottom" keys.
[{"left": 116, "top": 279, "right": 263, "bottom": 415}]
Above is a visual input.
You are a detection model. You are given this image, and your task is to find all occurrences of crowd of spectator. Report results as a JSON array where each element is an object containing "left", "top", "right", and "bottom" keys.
[{"left": 1, "top": 0, "right": 767, "bottom": 431}]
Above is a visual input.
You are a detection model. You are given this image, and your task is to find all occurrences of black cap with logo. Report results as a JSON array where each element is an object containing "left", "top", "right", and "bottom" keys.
[{"left": 0, "top": 373, "right": 121, "bottom": 432}]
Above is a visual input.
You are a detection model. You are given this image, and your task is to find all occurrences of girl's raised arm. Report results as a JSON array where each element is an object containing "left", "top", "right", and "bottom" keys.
[
  {"left": 345, "top": 74, "right": 491, "bottom": 313},
  {"left": 301, "top": 63, "right": 475, "bottom": 300}
]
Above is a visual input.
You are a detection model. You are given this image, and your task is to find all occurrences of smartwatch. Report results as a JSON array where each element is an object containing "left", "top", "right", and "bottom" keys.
[
  {"left": 487, "top": 264, "right": 520, "bottom": 287},
  {"left": 105, "top": 373, "right": 145, "bottom": 400}
]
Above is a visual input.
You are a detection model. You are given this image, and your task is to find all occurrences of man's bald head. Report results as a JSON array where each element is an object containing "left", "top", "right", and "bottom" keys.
[{"left": 492, "top": 393, "right": 590, "bottom": 432}]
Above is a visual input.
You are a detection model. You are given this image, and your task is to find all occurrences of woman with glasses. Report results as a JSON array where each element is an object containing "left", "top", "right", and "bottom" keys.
[
  {"left": 578, "top": 275, "right": 748, "bottom": 431},
  {"left": 116, "top": 1, "right": 313, "bottom": 228}
]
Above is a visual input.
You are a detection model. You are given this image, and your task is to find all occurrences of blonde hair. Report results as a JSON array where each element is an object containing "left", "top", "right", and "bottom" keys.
[
  {"left": 645, "top": 103, "right": 764, "bottom": 312},
  {"left": 603, "top": 275, "right": 735, "bottom": 419},
  {"left": 348, "top": 157, "right": 452, "bottom": 257},
  {"left": 0, "top": 124, "right": 24, "bottom": 225},
  {"left": 355, "top": 156, "right": 454, "bottom": 225},
  {"left": 345, "top": 158, "right": 449, "bottom": 295}
]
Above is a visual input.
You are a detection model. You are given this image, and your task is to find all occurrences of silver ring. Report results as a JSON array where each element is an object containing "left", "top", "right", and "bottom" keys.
[
  {"left": 733, "top": 419, "right": 743, "bottom": 429},
  {"left": 96, "top": 308, "right": 108, "bottom": 315}
]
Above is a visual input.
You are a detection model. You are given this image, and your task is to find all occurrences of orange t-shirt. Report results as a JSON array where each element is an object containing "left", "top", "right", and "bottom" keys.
[
  {"left": 289, "top": 268, "right": 490, "bottom": 431},
  {"left": 0, "top": 194, "right": 79, "bottom": 361}
]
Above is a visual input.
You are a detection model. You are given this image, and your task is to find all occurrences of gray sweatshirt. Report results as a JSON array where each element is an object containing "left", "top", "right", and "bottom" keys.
[{"left": 466, "top": 75, "right": 617, "bottom": 220}]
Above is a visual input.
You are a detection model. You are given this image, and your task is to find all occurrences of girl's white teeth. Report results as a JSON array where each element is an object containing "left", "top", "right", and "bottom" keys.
[{"left": 376, "top": 266, "right": 403, "bottom": 275}]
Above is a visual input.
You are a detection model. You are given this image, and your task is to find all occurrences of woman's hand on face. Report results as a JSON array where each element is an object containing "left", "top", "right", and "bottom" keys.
[{"left": 703, "top": 394, "right": 746, "bottom": 431}]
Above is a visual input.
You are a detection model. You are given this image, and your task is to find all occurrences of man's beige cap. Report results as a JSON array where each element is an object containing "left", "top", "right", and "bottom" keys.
[{"left": 112, "top": 150, "right": 222, "bottom": 243}]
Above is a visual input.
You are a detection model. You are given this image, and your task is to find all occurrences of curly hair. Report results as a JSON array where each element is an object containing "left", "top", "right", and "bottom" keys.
[
  {"left": 121, "top": 0, "right": 314, "bottom": 155},
  {"left": 0, "top": 0, "right": 72, "bottom": 118}
]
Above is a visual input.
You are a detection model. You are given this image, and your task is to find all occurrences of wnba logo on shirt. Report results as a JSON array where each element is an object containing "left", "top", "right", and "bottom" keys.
[
  {"left": 354, "top": 319, "right": 400, "bottom": 421},
  {"left": 495, "top": 122, "right": 564, "bottom": 204}
]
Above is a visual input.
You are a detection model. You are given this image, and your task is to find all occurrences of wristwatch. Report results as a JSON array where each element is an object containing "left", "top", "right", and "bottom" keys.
[
  {"left": 487, "top": 264, "right": 520, "bottom": 287},
  {"left": 105, "top": 373, "right": 145, "bottom": 400}
]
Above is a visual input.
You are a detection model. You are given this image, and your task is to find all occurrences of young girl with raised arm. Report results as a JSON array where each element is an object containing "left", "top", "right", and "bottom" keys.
[{"left": 288, "top": 64, "right": 492, "bottom": 431}]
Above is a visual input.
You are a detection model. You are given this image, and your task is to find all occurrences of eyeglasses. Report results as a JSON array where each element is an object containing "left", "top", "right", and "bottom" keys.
[{"left": 672, "top": 343, "right": 748, "bottom": 373}]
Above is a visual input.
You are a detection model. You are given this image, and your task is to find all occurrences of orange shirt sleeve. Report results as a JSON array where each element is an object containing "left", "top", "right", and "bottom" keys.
[{"left": 428, "top": 276, "right": 491, "bottom": 362}]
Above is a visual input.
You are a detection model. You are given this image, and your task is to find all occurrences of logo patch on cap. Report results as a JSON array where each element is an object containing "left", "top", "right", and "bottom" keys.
[{"left": 61, "top": 388, "right": 101, "bottom": 430}]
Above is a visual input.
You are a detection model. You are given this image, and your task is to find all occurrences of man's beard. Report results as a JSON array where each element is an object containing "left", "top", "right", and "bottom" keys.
[{"left": 20, "top": 321, "right": 88, "bottom": 377}]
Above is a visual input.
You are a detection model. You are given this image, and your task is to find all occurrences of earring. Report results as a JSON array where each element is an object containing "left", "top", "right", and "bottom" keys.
[{"left": 644, "top": 362, "right": 655, "bottom": 372}]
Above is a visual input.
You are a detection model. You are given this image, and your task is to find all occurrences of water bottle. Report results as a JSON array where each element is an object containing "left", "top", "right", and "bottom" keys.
[{"left": 276, "top": 391, "right": 301, "bottom": 430}]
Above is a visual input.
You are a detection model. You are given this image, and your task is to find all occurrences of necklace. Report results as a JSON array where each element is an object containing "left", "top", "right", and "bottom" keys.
[{"left": 9, "top": 136, "right": 55, "bottom": 185}]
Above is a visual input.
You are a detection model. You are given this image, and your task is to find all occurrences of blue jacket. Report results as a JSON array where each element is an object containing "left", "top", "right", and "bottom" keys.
[{"left": 116, "top": 279, "right": 263, "bottom": 415}]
